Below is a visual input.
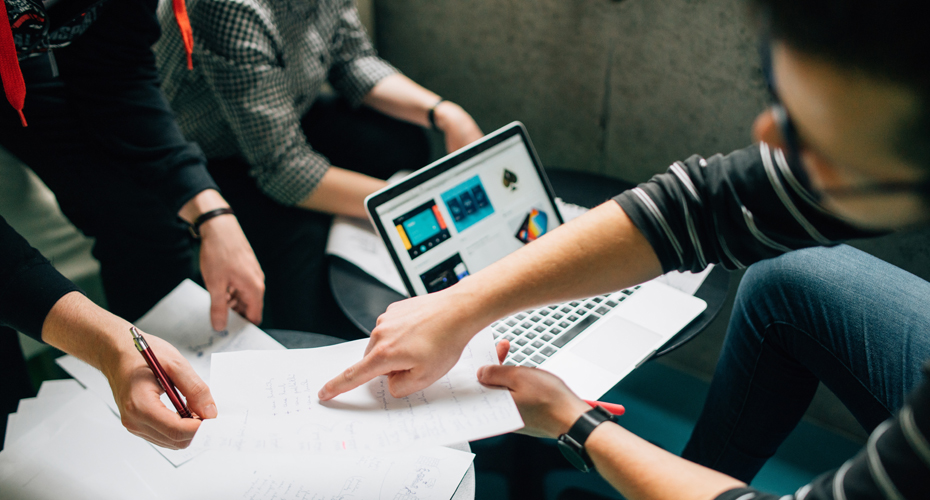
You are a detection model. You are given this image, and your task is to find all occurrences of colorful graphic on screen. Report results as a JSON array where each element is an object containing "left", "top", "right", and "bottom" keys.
[
  {"left": 392, "top": 200, "right": 451, "bottom": 260},
  {"left": 515, "top": 208, "right": 548, "bottom": 243},
  {"left": 420, "top": 254, "right": 470, "bottom": 293},
  {"left": 441, "top": 176, "right": 494, "bottom": 233}
]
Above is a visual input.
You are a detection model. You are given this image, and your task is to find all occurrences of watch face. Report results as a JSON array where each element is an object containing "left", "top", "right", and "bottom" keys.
[{"left": 557, "top": 439, "right": 591, "bottom": 473}]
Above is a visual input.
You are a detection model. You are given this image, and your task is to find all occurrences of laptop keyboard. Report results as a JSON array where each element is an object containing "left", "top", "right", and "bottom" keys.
[{"left": 491, "top": 286, "right": 641, "bottom": 367}]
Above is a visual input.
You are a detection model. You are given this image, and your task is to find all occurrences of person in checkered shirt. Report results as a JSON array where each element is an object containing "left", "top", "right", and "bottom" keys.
[{"left": 154, "top": 0, "right": 483, "bottom": 335}]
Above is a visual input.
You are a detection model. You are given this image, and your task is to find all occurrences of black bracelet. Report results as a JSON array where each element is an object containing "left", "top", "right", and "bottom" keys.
[
  {"left": 427, "top": 98, "right": 446, "bottom": 130},
  {"left": 188, "top": 207, "right": 235, "bottom": 238}
]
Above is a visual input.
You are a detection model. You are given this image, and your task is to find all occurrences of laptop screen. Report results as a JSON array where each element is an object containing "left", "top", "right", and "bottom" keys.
[{"left": 367, "top": 123, "right": 563, "bottom": 296}]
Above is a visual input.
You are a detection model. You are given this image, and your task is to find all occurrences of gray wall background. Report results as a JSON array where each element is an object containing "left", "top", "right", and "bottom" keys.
[{"left": 373, "top": 0, "right": 930, "bottom": 441}]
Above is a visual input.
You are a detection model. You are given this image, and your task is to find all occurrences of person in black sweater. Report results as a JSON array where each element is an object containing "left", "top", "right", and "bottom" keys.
[
  {"left": 1, "top": 0, "right": 263, "bottom": 448},
  {"left": 317, "top": 0, "right": 930, "bottom": 498},
  {"left": 0, "top": 216, "right": 217, "bottom": 450}
]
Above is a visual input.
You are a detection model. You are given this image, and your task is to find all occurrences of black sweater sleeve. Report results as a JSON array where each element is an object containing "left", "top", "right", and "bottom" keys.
[
  {"left": 0, "top": 217, "right": 82, "bottom": 342},
  {"left": 614, "top": 143, "right": 880, "bottom": 273},
  {"left": 714, "top": 361, "right": 930, "bottom": 500},
  {"left": 52, "top": 0, "right": 218, "bottom": 215}
]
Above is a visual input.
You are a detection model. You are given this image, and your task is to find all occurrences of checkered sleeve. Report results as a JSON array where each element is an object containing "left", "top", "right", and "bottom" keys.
[
  {"left": 327, "top": 0, "right": 398, "bottom": 107},
  {"left": 190, "top": 0, "right": 331, "bottom": 206}
]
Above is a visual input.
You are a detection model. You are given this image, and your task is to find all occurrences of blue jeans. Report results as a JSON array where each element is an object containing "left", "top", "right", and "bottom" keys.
[{"left": 680, "top": 245, "right": 930, "bottom": 482}]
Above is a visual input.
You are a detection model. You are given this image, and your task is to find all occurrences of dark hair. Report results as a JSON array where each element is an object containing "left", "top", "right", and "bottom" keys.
[{"left": 751, "top": 0, "right": 930, "bottom": 169}]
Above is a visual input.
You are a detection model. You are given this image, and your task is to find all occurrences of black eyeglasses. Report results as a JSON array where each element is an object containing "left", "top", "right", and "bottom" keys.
[{"left": 759, "top": 38, "right": 930, "bottom": 199}]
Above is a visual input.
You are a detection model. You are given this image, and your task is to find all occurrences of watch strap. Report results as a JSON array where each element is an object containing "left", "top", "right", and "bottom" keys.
[
  {"left": 188, "top": 207, "right": 235, "bottom": 238},
  {"left": 558, "top": 405, "right": 615, "bottom": 472},
  {"left": 427, "top": 98, "right": 446, "bottom": 130}
]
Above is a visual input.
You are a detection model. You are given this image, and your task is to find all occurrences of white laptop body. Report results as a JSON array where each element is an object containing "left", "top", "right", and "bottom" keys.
[{"left": 366, "top": 122, "right": 706, "bottom": 400}]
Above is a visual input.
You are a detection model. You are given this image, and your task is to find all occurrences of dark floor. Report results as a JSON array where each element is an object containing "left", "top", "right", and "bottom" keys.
[{"left": 470, "top": 361, "right": 864, "bottom": 500}]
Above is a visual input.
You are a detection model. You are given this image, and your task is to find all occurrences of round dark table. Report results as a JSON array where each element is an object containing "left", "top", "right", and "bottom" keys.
[{"left": 328, "top": 168, "right": 730, "bottom": 360}]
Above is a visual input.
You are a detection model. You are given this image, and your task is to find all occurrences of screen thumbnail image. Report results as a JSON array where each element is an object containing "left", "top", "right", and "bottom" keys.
[
  {"left": 441, "top": 175, "right": 494, "bottom": 233},
  {"left": 392, "top": 200, "right": 451, "bottom": 260},
  {"left": 420, "top": 253, "right": 470, "bottom": 293},
  {"left": 515, "top": 208, "right": 548, "bottom": 243}
]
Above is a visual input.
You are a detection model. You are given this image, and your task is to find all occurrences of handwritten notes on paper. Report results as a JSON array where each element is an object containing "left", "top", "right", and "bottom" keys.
[
  {"left": 193, "top": 329, "right": 523, "bottom": 454},
  {"left": 55, "top": 279, "right": 285, "bottom": 466},
  {"left": 1, "top": 386, "right": 474, "bottom": 500}
]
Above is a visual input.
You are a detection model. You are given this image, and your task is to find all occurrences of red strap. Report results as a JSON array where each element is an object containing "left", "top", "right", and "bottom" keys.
[
  {"left": 0, "top": 1, "right": 27, "bottom": 126},
  {"left": 172, "top": 0, "right": 194, "bottom": 70}
]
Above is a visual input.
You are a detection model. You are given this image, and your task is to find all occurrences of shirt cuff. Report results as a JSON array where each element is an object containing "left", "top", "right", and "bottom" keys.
[
  {"left": 329, "top": 55, "right": 398, "bottom": 108},
  {"left": 253, "top": 148, "right": 332, "bottom": 206}
]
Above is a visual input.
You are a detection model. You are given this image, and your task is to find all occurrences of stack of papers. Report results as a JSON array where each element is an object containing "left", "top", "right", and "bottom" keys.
[{"left": 1, "top": 280, "right": 487, "bottom": 499}]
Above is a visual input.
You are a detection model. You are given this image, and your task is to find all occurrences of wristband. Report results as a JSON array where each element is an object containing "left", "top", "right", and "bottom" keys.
[
  {"left": 557, "top": 405, "right": 617, "bottom": 472},
  {"left": 427, "top": 98, "right": 446, "bottom": 130},
  {"left": 188, "top": 207, "right": 235, "bottom": 238}
]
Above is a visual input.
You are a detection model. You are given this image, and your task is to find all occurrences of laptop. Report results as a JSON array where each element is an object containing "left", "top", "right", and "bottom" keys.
[{"left": 366, "top": 122, "right": 707, "bottom": 399}]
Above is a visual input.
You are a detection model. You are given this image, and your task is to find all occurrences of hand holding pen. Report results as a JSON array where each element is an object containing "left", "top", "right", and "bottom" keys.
[{"left": 130, "top": 326, "right": 194, "bottom": 419}]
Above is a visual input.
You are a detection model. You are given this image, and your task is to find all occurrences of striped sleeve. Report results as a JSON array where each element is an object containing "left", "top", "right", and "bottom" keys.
[
  {"left": 613, "top": 143, "right": 880, "bottom": 273},
  {"left": 714, "top": 361, "right": 930, "bottom": 500}
]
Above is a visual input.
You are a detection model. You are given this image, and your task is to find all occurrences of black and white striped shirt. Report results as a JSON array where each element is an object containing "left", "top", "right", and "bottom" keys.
[
  {"left": 613, "top": 143, "right": 878, "bottom": 274},
  {"left": 154, "top": 0, "right": 397, "bottom": 206},
  {"left": 613, "top": 145, "right": 927, "bottom": 498}
]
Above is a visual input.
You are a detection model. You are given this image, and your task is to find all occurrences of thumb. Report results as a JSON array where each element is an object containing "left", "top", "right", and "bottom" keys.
[
  {"left": 164, "top": 359, "right": 218, "bottom": 419},
  {"left": 496, "top": 340, "right": 510, "bottom": 364},
  {"left": 477, "top": 364, "right": 519, "bottom": 390},
  {"left": 208, "top": 283, "right": 229, "bottom": 332}
]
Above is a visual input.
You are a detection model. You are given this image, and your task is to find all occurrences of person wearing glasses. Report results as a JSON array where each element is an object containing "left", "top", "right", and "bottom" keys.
[
  {"left": 152, "top": 0, "right": 483, "bottom": 334},
  {"left": 319, "top": 0, "right": 930, "bottom": 497}
]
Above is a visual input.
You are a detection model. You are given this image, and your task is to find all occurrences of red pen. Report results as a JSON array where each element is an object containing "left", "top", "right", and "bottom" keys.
[
  {"left": 130, "top": 326, "right": 193, "bottom": 419},
  {"left": 584, "top": 399, "right": 625, "bottom": 416}
]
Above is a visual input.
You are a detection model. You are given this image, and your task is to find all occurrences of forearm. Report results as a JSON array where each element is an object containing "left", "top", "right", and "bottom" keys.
[
  {"left": 362, "top": 74, "right": 441, "bottom": 127},
  {"left": 586, "top": 423, "right": 745, "bottom": 500},
  {"left": 40, "top": 292, "right": 134, "bottom": 380},
  {"left": 297, "top": 167, "right": 387, "bottom": 218},
  {"left": 449, "top": 202, "right": 662, "bottom": 329}
]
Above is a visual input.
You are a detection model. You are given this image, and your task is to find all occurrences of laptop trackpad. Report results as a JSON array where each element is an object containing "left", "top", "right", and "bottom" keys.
[{"left": 571, "top": 317, "right": 663, "bottom": 373}]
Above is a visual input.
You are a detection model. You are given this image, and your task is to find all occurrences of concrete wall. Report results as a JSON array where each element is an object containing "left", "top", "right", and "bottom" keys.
[
  {"left": 373, "top": 0, "right": 930, "bottom": 441},
  {"left": 375, "top": 0, "right": 768, "bottom": 181}
]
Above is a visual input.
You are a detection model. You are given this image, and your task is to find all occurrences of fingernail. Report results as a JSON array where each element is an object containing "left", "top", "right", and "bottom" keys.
[
  {"left": 477, "top": 367, "right": 486, "bottom": 379},
  {"left": 204, "top": 403, "right": 217, "bottom": 419},
  {"left": 318, "top": 390, "right": 328, "bottom": 400}
]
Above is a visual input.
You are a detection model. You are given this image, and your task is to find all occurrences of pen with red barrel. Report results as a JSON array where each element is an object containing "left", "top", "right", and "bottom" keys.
[
  {"left": 130, "top": 326, "right": 193, "bottom": 419},
  {"left": 583, "top": 399, "right": 625, "bottom": 416}
]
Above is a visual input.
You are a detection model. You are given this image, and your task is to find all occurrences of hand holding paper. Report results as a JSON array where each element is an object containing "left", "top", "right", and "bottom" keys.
[{"left": 193, "top": 329, "right": 523, "bottom": 454}]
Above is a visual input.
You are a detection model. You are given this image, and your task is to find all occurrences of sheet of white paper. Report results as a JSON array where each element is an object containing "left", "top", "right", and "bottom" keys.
[
  {"left": 36, "top": 378, "right": 84, "bottom": 398},
  {"left": 2, "top": 414, "right": 17, "bottom": 451},
  {"left": 193, "top": 329, "right": 522, "bottom": 454},
  {"left": 1, "top": 390, "right": 474, "bottom": 500},
  {"left": 0, "top": 392, "right": 168, "bottom": 500},
  {"left": 55, "top": 279, "right": 285, "bottom": 467},
  {"left": 151, "top": 447, "right": 474, "bottom": 500},
  {"left": 326, "top": 215, "right": 409, "bottom": 296},
  {"left": 4, "top": 381, "right": 86, "bottom": 447}
]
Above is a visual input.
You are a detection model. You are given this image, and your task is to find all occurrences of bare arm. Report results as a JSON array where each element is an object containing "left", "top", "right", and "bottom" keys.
[
  {"left": 42, "top": 292, "right": 217, "bottom": 449},
  {"left": 362, "top": 74, "right": 483, "bottom": 153},
  {"left": 476, "top": 341, "right": 745, "bottom": 500},
  {"left": 178, "top": 189, "right": 265, "bottom": 330},
  {"left": 319, "top": 201, "right": 662, "bottom": 399},
  {"left": 298, "top": 74, "right": 483, "bottom": 218}
]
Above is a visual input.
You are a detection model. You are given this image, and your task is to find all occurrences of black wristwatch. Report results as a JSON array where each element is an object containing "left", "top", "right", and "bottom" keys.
[{"left": 557, "top": 405, "right": 617, "bottom": 472}]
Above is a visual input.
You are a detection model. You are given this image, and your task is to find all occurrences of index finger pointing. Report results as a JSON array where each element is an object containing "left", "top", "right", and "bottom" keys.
[{"left": 318, "top": 351, "right": 394, "bottom": 401}]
